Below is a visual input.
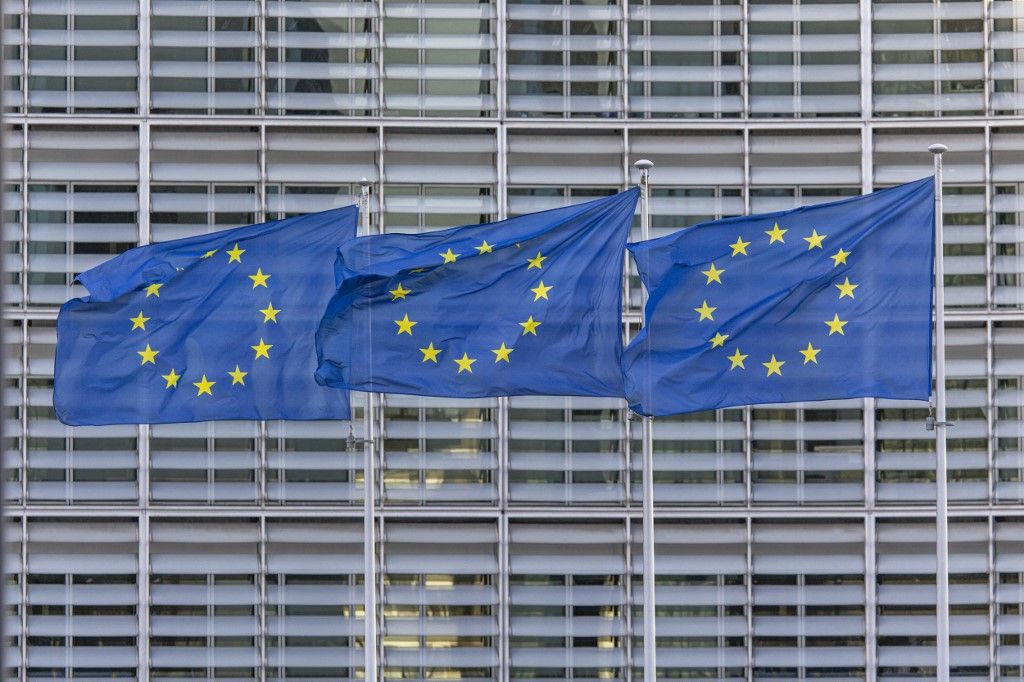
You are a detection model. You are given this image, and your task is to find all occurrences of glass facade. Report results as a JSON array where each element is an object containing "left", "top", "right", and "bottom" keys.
[{"left": 2, "top": 0, "right": 1024, "bottom": 680}]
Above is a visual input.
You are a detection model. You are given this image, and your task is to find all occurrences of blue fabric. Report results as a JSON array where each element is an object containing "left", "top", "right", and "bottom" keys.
[
  {"left": 622, "top": 178, "right": 935, "bottom": 416},
  {"left": 316, "top": 189, "right": 640, "bottom": 398},
  {"left": 55, "top": 206, "right": 357, "bottom": 425}
]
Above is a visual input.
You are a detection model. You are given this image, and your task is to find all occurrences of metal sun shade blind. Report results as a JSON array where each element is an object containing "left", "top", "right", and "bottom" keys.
[
  {"left": 150, "top": 0, "right": 259, "bottom": 114},
  {"left": 995, "top": 325, "right": 1024, "bottom": 504},
  {"left": 641, "top": 412, "right": 746, "bottom": 505},
  {"left": 871, "top": 0, "right": 986, "bottom": 118},
  {"left": 25, "top": 126, "right": 139, "bottom": 306},
  {"left": 750, "top": 521, "right": 866, "bottom": 678},
  {"left": 509, "top": 397, "right": 626, "bottom": 506},
  {"left": 996, "top": 520, "right": 1024, "bottom": 676},
  {"left": 149, "top": 519, "right": 260, "bottom": 681},
  {"left": 876, "top": 520, "right": 991, "bottom": 677},
  {"left": 992, "top": 0, "right": 1024, "bottom": 116},
  {"left": 266, "top": 0, "right": 377, "bottom": 117},
  {"left": 748, "top": 0, "right": 861, "bottom": 118},
  {"left": 381, "top": 0, "right": 496, "bottom": 117},
  {"left": 506, "top": 0, "right": 623, "bottom": 118},
  {"left": 382, "top": 522, "right": 499, "bottom": 681},
  {"left": 265, "top": 520, "right": 364, "bottom": 680},
  {"left": 993, "top": 128, "right": 1024, "bottom": 308},
  {"left": 509, "top": 522, "right": 628, "bottom": 680},
  {"left": 627, "top": 0, "right": 743, "bottom": 119},
  {"left": 19, "top": 321, "right": 140, "bottom": 504},
  {"left": 26, "top": 0, "right": 139, "bottom": 114},
  {"left": 25, "top": 519, "right": 139, "bottom": 679},
  {"left": 631, "top": 521, "right": 748, "bottom": 679},
  {"left": 383, "top": 397, "right": 498, "bottom": 505}
]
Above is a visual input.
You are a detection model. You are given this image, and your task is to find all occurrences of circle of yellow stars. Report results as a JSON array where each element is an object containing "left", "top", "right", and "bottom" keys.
[
  {"left": 388, "top": 242, "right": 551, "bottom": 375},
  {"left": 131, "top": 242, "right": 280, "bottom": 397},
  {"left": 699, "top": 224, "right": 856, "bottom": 378}
]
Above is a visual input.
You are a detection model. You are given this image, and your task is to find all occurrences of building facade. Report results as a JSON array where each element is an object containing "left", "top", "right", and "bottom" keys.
[{"left": 3, "top": 0, "right": 1024, "bottom": 679}]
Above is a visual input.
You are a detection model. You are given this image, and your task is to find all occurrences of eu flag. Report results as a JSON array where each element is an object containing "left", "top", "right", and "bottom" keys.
[
  {"left": 315, "top": 189, "right": 640, "bottom": 398},
  {"left": 54, "top": 206, "right": 358, "bottom": 425},
  {"left": 622, "top": 178, "right": 935, "bottom": 416}
]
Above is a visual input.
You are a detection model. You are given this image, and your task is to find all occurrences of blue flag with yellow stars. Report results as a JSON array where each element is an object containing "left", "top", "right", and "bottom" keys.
[
  {"left": 622, "top": 177, "right": 935, "bottom": 416},
  {"left": 315, "top": 189, "right": 640, "bottom": 398},
  {"left": 54, "top": 206, "right": 358, "bottom": 425}
]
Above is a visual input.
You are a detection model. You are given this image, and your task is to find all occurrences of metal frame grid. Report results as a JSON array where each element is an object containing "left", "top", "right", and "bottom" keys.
[{"left": 3, "top": 0, "right": 1024, "bottom": 680}]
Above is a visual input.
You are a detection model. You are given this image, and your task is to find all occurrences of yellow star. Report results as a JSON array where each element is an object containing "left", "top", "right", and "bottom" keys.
[
  {"left": 201, "top": 249, "right": 218, "bottom": 259},
  {"left": 145, "top": 283, "right": 163, "bottom": 298},
  {"left": 694, "top": 300, "right": 716, "bottom": 322},
  {"left": 709, "top": 332, "right": 730, "bottom": 348},
  {"left": 193, "top": 374, "right": 215, "bottom": 396},
  {"left": 394, "top": 314, "right": 417, "bottom": 335},
  {"left": 137, "top": 344, "right": 159, "bottom": 365},
  {"left": 527, "top": 252, "right": 547, "bottom": 270},
  {"left": 251, "top": 338, "right": 273, "bottom": 359},
  {"left": 419, "top": 342, "right": 441, "bottom": 363},
  {"left": 530, "top": 281, "right": 553, "bottom": 301},
  {"left": 226, "top": 243, "right": 245, "bottom": 263},
  {"left": 835, "top": 277, "right": 859, "bottom": 299},
  {"left": 161, "top": 368, "right": 180, "bottom": 388},
  {"left": 765, "top": 222, "right": 787, "bottom": 244},
  {"left": 519, "top": 316, "right": 541, "bottom": 336},
  {"left": 249, "top": 268, "right": 270, "bottom": 289},
  {"left": 475, "top": 241, "right": 493, "bottom": 254},
  {"left": 825, "top": 314, "right": 848, "bottom": 336},
  {"left": 389, "top": 283, "right": 411, "bottom": 301},
  {"left": 762, "top": 355, "right": 785, "bottom": 377},
  {"left": 803, "top": 229, "right": 827, "bottom": 250},
  {"left": 830, "top": 248, "right": 851, "bottom": 268},
  {"left": 727, "top": 348, "right": 748, "bottom": 370},
  {"left": 492, "top": 342, "right": 514, "bottom": 363},
  {"left": 454, "top": 352, "right": 476, "bottom": 374},
  {"left": 799, "top": 342, "right": 821, "bottom": 365},
  {"left": 228, "top": 365, "right": 248, "bottom": 385},
  {"left": 730, "top": 237, "right": 751, "bottom": 257},
  {"left": 259, "top": 302, "right": 280, "bottom": 323},
  {"left": 702, "top": 263, "right": 725, "bottom": 285},
  {"left": 440, "top": 248, "right": 459, "bottom": 264},
  {"left": 130, "top": 311, "right": 150, "bottom": 331}
]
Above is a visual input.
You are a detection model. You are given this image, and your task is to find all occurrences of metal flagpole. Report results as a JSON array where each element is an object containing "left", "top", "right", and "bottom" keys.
[
  {"left": 359, "top": 178, "right": 379, "bottom": 682},
  {"left": 633, "top": 158, "right": 656, "bottom": 682},
  {"left": 928, "top": 143, "right": 950, "bottom": 682}
]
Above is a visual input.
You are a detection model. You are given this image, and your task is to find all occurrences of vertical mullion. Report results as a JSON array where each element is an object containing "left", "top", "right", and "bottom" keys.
[
  {"left": 258, "top": 515, "right": 268, "bottom": 682},
  {"left": 859, "top": 0, "right": 871, "bottom": 119},
  {"left": 498, "top": 506, "right": 510, "bottom": 682},
  {"left": 741, "top": 0, "right": 750, "bottom": 118},
  {"left": 619, "top": 0, "right": 629, "bottom": 119},
  {"left": 19, "top": 515, "right": 27, "bottom": 682},
  {"left": 495, "top": 0, "right": 506, "bottom": 120},
  {"left": 257, "top": 0, "right": 266, "bottom": 116},
  {"left": 745, "top": 517, "right": 754, "bottom": 682},
  {"left": 138, "top": 0, "right": 150, "bottom": 116},
  {"left": 988, "top": 514, "right": 996, "bottom": 682},
  {"left": 138, "top": 514, "right": 150, "bottom": 682},
  {"left": 864, "top": 515, "right": 877, "bottom": 682}
]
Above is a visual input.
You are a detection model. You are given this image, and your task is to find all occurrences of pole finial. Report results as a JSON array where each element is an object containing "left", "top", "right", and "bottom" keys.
[
  {"left": 360, "top": 177, "right": 371, "bottom": 189},
  {"left": 634, "top": 159, "right": 654, "bottom": 170},
  {"left": 928, "top": 144, "right": 948, "bottom": 155}
]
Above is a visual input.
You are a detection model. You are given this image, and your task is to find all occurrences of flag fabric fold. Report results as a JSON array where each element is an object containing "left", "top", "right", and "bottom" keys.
[
  {"left": 622, "top": 177, "right": 935, "bottom": 416},
  {"left": 315, "top": 189, "right": 640, "bottom": 399},
  {"left": 55, "top": 206, "right": 358, "bottom": 425}
]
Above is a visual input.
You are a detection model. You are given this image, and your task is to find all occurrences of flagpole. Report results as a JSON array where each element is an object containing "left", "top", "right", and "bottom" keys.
[
  {"left": 633, "top": 158, "right": 656, "bottom": 682},
  {"left": 359, "top": 178, "right": 378, "bottom": 682},
  {"left": 928, "top": 143, "right": 950, "bottom": 682}
]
